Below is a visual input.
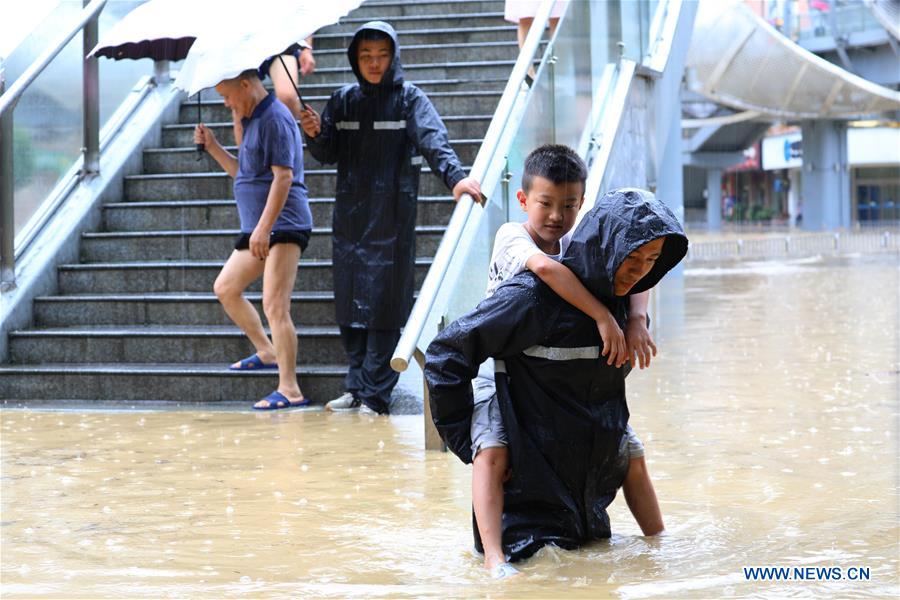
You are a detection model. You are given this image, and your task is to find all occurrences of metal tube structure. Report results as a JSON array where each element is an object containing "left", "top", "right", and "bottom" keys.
[
  {"left": 0, "top": 61, "right": 13, "bottom": 291},
  {"left": 0, "top": 0, "right": 107, "bottom": 291},
  {"left": 82, "top": 0, "right": 101, "bottom": 176}
]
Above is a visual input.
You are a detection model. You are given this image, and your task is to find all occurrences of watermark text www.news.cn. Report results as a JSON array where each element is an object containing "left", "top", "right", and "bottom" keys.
[{"left": 743, "top": 566, "right": 871, "bottom": 581}]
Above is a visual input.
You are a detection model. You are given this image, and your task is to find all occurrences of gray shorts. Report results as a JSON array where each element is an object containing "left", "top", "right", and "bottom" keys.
[
  {"left": 470, "top": 370, "right": 646, "bottom": 460},
  {"left": 470, "top": 375, "right": 507, "bottom": 457},
  {"left": 626, "top": 424, "right": 645, "bottom": 458}
]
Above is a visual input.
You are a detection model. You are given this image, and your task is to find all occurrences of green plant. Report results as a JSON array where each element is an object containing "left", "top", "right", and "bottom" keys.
[{"left": 12, "top": 127, "right": 36, "bottom": 187}]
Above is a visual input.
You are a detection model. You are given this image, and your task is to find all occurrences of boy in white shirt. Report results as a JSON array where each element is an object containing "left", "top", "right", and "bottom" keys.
[{"left": 473, "top": 145, "right": 664, "bottom": 579}]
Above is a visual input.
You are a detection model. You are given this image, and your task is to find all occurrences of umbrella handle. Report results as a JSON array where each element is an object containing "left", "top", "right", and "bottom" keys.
[
  {"left": 196, "top": 92, "right": 205, "bottom": 159},
  {"left": 278, "top": 55, "right": 308, "bottom": 111}
]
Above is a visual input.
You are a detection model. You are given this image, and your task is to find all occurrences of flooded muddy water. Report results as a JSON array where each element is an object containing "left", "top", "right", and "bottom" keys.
[{"left": 2, "top": 254, "right": 898, "bottom": 598}]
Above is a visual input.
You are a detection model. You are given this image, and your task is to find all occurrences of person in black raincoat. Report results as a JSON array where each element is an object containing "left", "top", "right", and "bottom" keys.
[
  {"left": 425, "top": 188, "right": 689, "bottom": 561},
  {"left": 300, "top": 21, "right": 482, "bottom": 415}
]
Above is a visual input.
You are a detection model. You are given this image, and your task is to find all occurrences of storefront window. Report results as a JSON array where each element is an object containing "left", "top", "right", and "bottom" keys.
[{"left": 854, "top": 167, "right": 899, "bottom": 222}]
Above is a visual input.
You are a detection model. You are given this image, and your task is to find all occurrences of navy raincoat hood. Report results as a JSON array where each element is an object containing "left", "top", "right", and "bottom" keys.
[
  {"left": 425, "top": 188, "right": 687, "bottom": 561},
  {"left": 347, "top": 21, "right": 404, "bottom": 94},
  {"left": 564, "top": 188, "right": 689, "bottom": 299},
  {"left": 304, "top": 21, "right": 466, "bottom": 329}
]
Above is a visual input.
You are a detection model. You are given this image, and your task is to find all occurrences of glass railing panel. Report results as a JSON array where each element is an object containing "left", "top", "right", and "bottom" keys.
[
  {"left": 6, "top": 1, "right": 154, "bottom": 237},
  {"left": 97, "top": 1, "right": 155, "bottom": 128},
  {"left": 442, "top": 184, "right": 508, "bottom": 324},
  {"left": 548, "top": 1, "right": 594, "bottom": 152},
  {"left": 10, "top": 32, "right": 83, "bottom": 236}
]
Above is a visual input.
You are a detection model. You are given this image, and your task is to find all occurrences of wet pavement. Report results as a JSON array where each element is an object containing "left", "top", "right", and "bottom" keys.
[{"left": 2, "top": 254, "right": 898, "bottom": 598}]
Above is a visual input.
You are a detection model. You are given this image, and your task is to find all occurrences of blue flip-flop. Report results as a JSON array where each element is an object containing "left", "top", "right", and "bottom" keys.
[
  {"left": 229, "top": 353, "right": 278, "bottom": 371},
  {"left": 252, "top": 390, "right": 312, "bottom": 411}
]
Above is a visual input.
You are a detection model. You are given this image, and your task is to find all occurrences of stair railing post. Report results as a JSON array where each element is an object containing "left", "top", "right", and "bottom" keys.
[
  {"left": 153, "top": 60, "right": 171, "bottom": 85},
  {"left": 81, "top": 0, "right": 100, "bottom": 177},
  {"left": 0, "top": 58, "right": 15, "bottom": 292},
  {"left": 548, "top": 50, "right": 557, "bottom": 143}
]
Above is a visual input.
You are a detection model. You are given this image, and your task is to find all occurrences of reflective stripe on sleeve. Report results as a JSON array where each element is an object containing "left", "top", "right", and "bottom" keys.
[
  {"left": 373, "top": 120, "right": 407, "bottom": 130},
  {"left": 336, "top": 121, "right": 360, "bottom": 130},
  {"left": 522, "top": 345, "right": 600, "bottom": 360}
]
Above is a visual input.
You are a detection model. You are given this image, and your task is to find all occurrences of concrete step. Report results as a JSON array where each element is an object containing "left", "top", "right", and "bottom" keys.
[
  {"left": 182, "top": 59, "right": 515, "bottom": 103},
  {"left": 33, "top": 292, "right": 343, "bottom": 327},
  {"left": 0, "top": 363, "right": 347, "bottom": 404},
  {"left": 181, "top": 90, "right": 501, "bottom": 123},
  {"left": 80, "top": 226, "right": 444, "bottom": 262},
  {"left": 102, "top": 197, "right": 455, "bottom": 231},
  {"left": 321, "top": 12, "right": 505, "bottom": 34},
  {"left": 7, "top": 326, "right": 344, "bottom": 365},
  {"left": 57, "top": 258, "right": 432, "bottom": 294},
  {"left": 124, "top": 167, "right": 468, "bottom": 201},
  {"left": 280, "top": 60, "right": 515, "bottom": 87},
  {"left": 349, "top": 0, "right": 504, "bottom": 19},
  {"left": 144, "top": 139, "right": 482, "bottom": 174},
  {"left": 312, "top": 25, "right": 516, "bottom": 49},
  {"left": 310, "top": 41, "right": 518, "bottom": 69},
  {"left": 162, "top": 115, "right": 491, "bottom": 147},
  {"left": 264, "top": 77, "right": 511, "bottom": 96}
]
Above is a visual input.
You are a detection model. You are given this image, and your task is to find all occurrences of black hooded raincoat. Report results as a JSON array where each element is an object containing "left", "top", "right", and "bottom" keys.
[
  {"left": 425, "top": 189, "right": 689, "bottom": 561},
  {"left": 304, "top": 21, "right": 467, "bottom": 329}
]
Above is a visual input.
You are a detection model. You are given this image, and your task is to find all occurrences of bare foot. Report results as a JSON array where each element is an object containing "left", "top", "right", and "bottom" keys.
[{"left": 230, "top": 352, "right": 277, "bottom": 369}]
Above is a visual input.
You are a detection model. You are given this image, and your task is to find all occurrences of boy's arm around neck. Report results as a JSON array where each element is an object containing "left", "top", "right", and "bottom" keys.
[
  {"left": 405, "top": 86, "right": 466, "bottom": 191},
  {"left": 526, "top": 254, "right": 627, "bottom": 366},
  {"left": 424, "top": 277, "right": 555, "bottom": 464},
  {"left": 526, "top": 254, "right": 614, "bottom": 323}
]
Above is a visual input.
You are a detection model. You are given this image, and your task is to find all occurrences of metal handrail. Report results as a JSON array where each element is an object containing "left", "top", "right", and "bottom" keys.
[
  {"left": 641, "top": 0, "right": 682, "bottom": 76},
  {"left": 0, "top": 0, "right": 106, "bottom": 118},
  {"left": 0, "top": 0, "right": 107, "bottom": 292},
  {"left": 389, "top": 0, "right": 559, "bottom": 372},
  {"left": 578, "top": 59, "right": 637, "bottom": 220}
]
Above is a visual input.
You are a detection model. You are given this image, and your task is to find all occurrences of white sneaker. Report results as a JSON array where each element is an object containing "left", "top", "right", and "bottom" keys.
[
  {"left": 490, "top": 562, "right": 520, "bottom": 579},
  {"left": 358, "top": 404, "right": 380, "bottom": 416},
  {"left": 325, "top": 392, "right": 360, "bottom": 412}
]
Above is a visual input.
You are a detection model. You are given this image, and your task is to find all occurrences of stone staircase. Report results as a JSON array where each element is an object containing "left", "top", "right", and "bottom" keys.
[{"left": 0, "top": 0, "right": 515, "bottom": 406}]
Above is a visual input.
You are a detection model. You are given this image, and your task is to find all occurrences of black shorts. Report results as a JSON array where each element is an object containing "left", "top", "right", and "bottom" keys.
[
  {"left": 234, "top": 229, "right": 310, "bottom": 252},
  {"left": 257, "top": 44, "right": 303, "bottom": 79}
]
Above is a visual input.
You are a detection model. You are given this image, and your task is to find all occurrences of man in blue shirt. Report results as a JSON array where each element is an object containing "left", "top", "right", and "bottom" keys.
[{"left": 194, "top": 69, "right": 313, "bottom": 410}]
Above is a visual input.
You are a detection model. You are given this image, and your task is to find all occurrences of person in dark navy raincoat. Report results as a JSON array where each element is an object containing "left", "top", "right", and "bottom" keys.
[
  {"left": 425, "top": 189, "right": 689, "bottom": 561},
  {"left": 300, "top": 21, "right": 482, "bottom": 414}
]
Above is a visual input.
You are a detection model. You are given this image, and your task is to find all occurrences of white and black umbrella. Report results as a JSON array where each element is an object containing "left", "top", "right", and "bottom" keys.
[
  {"left": 89, "top": 0, "right": 214, "bottom": 153},
  {"left": 175, "top": 0, "right": 362, "bottom": 98},
  {"left": 89, "top": 0, "right": 206, "bottom": 62}
]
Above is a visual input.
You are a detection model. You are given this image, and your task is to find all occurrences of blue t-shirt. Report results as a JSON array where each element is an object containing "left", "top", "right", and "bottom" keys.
[{"left": 234, "top": 93, "right": 312, "bottom": 233}]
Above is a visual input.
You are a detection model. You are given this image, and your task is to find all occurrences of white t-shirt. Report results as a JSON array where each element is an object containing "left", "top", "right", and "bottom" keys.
[
  {"left": 484, "top": 222, "right": 573, "bottom": 297},
  {"left": 476, "top": 222, "right": 572, "bottom": 383}
]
